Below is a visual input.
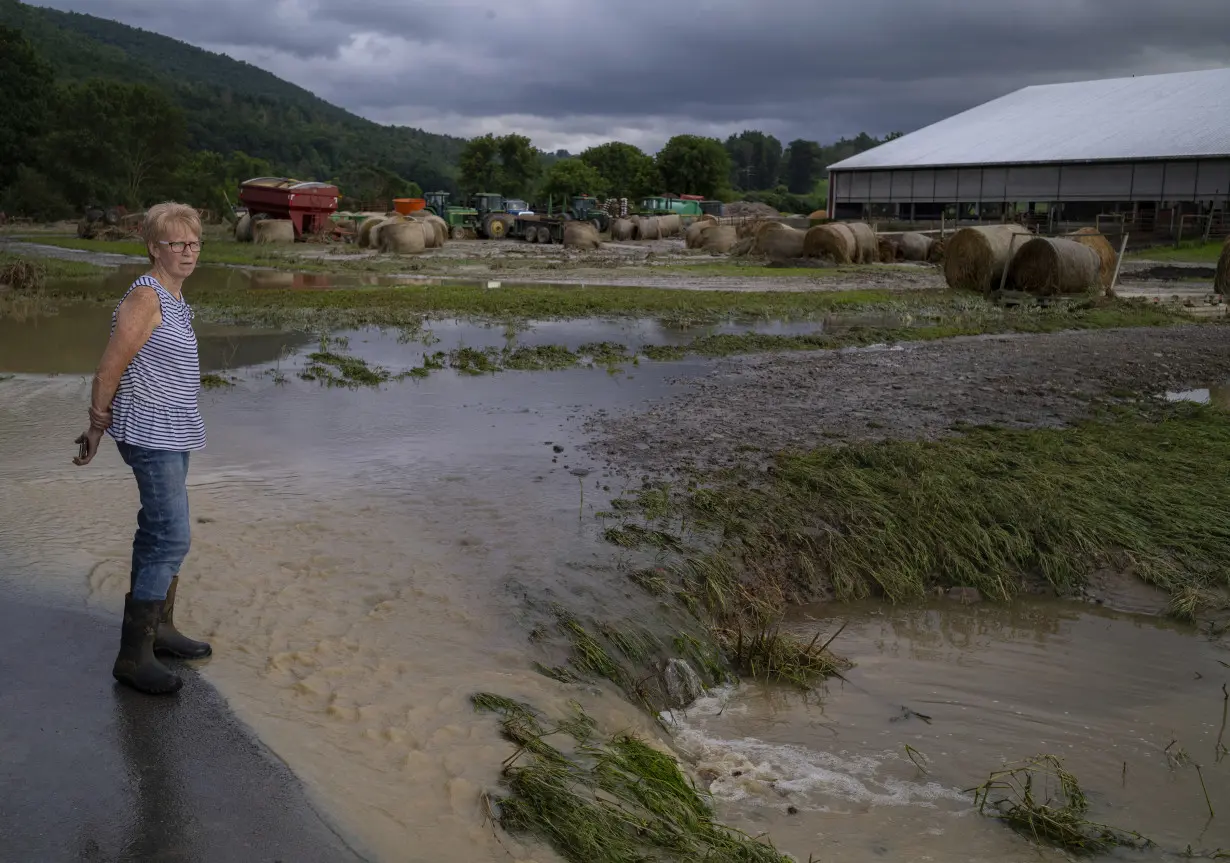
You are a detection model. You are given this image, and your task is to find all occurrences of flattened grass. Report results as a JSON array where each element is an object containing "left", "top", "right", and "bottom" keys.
[
  {"left": 615, "top": 404, "right": 1230, "bottom": 619},
  {"left": 472, "top": 694, "right": 794, "bottom": 863}
]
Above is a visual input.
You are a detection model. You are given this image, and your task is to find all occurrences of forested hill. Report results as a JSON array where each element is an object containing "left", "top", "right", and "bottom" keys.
[{"left": 0, "top": 0, "right": 465, "bottom": 192}]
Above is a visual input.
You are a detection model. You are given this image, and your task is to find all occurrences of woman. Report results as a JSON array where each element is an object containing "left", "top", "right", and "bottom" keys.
[{"left": 74, "top": 201, "right": 211, "bottom": 695}]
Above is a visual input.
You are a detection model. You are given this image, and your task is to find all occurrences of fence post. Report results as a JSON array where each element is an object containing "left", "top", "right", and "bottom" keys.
[{"left": 1108, "top": 233, "right": 1129, "bottom": 295}]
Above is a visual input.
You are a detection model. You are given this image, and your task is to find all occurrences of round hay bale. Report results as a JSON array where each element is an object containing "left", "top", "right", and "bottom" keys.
[
  {"left": 943, "top": 224, "right": 1032, "bottom": 292},
  {"left": 694, "top": 214, "right": 718, "bottom": 226},
  {"left": 927, "top": 238, "right": 945, "bottom": 264},
  {"left": 897, "top": 232, "right": 933, "bottom": 262},
  {"left": 253, "top": 219, "right": 295, "bottom": 245},
  {"left": 757, "top": 224, "right": 806, "bottom": 262},
  {"left": 877, "top": 236, "right": 902, "bottom": 263},
  {"left": 635, "top": 217, "right": 661, "bottom": 241},
  {"left": 807, "top": 209, "right": 828, "bottom": 220},
  {"left": 1007, "top": 237, "right": 1101, "bottom": 296},
  {"left": 684, "top": 220, "right": 711, "bottom": 249},
  {"left": 234, "top": 213, "right": 253, "bottom": 243},
  {"left": 358, "top": 217, "right": 390, "bottom": 249},
  {"left": 737, "top": 219, "right": 765, "bottom": 239},
  {"left": 701, "top": 225, "right": 738, "bottom": 254},
  {"left": 1216, "top": 236, "right": 1230, "bottom": 294},
  {"left": 658, "top": 214, "right": 682, "bottom": 237},
  {"left": 563, "top": 221, "right": 602, "bottom": 249},
  {"left": 611, "top": 218, "right": 635, "bottom": 241},
  {"left": 1067, "top": 227, "right": 1117, "bottom": 290},
  {"left": 845, "top": 222, "right": 877, "bottom": 264},
  {"left": 803, "top": 223, "right": 856, "bottom": 264},
  {"left": 379, "top": 220, "right": 426, "bottom": 254}
]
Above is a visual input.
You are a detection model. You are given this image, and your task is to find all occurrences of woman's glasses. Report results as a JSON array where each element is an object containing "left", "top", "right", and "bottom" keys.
[{"left": 158, "top": 240, "right": 202, "bottom": 253}]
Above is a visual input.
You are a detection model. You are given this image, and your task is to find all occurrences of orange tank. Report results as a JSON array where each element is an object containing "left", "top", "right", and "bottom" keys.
[{"left": 393, "top": 198, "right": 427, "bottom": 214}]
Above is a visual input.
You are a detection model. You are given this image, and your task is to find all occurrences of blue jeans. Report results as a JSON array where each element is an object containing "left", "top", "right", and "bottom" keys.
[{"left": 117, "top": 442, "right": 192, "bottom": 602}]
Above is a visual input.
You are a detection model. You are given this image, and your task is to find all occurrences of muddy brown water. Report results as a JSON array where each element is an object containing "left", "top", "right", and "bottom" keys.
[{"left": 3, "top": 291, "right": 1229, "bottom": 861}]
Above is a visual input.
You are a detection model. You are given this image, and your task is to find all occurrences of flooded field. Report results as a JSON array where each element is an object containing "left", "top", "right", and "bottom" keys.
[
  {"left": 668, "top": 602, "right": 1230, "bottom": 861},
  {"left": 2, "top": 269, "right": 1229, "bottom": 862}
]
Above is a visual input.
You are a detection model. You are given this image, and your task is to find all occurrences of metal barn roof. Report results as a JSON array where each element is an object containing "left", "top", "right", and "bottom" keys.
[{"left": 828, "top": 67, "right": 1230, "bottom": 172}]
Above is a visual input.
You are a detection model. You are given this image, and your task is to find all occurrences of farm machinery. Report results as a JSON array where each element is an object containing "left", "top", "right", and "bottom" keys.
[{"left": 237, "top": 177, "right": 340, "bottom": 240}]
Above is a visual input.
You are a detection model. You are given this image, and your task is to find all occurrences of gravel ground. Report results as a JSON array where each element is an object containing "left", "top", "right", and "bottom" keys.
[{"left": 584, "top": 324, "right": 1230, "bottom": 476}]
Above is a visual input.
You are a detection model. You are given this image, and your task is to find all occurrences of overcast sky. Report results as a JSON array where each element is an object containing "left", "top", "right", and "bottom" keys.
[{"left": 29, "top": 0, "right": 1230, "bottom": 153}]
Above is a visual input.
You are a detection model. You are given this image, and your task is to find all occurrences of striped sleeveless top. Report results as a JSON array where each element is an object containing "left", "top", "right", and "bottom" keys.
[{"left": 107, "top": 275, "right": 206, "bottom": 451}]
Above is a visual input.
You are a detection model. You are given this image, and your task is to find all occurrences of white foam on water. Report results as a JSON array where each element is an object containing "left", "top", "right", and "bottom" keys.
[{"left": 662, "top": 686, "right": 969, "bottom": 813}]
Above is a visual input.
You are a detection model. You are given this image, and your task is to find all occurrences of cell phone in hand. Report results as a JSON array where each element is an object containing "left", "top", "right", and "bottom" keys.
[{"left": 78, "top": 438, "right": 88, "bottom": 460}]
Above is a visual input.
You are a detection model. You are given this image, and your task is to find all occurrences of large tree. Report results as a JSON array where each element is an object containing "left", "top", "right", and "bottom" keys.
[
  {"left": 538, "top": 158, "right": 609, "bottom": 202},
  {"left": 458, "top": 133, "right": 541, "bottom": 198},
  {"left": 654, "top": 135, "right": 729, "bottom": 199},
  {"left": 0, "top": 26, "right": 52, "bottom": 192},
  {"left": 579, "top": 142, "right": 658, "bottom": 200},
  {"left": 781, "top": 138, "right": 824, "bottom": 195},
  {"left": 48, "top": 79, "right": 187, "bottom": 208},
  {"left": 724, "top": 130, "right": 783, "bottom": 191}
]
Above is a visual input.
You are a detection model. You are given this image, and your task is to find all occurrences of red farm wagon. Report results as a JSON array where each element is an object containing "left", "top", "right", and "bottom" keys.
[{"left": 237, "top": 177, "right": 340, "bottom": 239}]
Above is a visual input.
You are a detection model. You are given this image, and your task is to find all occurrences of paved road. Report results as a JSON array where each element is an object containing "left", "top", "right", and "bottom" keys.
[{"left": 0, "top": 596, "right": 371, "bottom": 863}]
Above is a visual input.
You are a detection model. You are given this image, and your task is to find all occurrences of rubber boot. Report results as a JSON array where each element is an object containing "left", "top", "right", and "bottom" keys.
[
  {"left": 153, "top": 577, "right": 212, "bottom": 659},
  {"left": 113, "top": 594, "right": 183, "bottom": 694}
]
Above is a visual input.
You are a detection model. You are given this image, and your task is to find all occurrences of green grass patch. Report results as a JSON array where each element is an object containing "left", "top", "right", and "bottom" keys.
[
  {"left": 1128, "top": 240, "right": 1226, "bottom": 264},
  {"left": 611, "top": 404, "right": 1230, "bottom": 620},
  {"left": 199, "top": 373, "right": 237, "bottom": 389},
  {"left": 0, "top": 251, "right": 106, "bottom": 282},
  {"left": 472, "top": 694, "right": 794, "bottom": 863}
]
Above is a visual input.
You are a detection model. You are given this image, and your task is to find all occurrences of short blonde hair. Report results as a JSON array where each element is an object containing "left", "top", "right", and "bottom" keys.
[{"left": 143, "top": 202, "right": 203, "bottom": 262}]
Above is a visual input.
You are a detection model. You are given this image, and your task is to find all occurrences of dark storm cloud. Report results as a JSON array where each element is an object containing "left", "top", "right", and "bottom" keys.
[{"left": 28, "top": 0, "right": 1230, "bottom": 151}]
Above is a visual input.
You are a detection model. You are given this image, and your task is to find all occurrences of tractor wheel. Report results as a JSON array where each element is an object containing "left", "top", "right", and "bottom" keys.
[
  {"left": 103, "top": 207, "right": 120, "bottom": 226},
  {"left": 537, "top": 226, "right": 551, "bottom": 244},
  {"left": 486, "top": 216, "right": 507, "bottom": 239},
  {"left": 524, "top": 225, "right": 538, "bottom": 243},
  {"left": 450, "top": 225, "right": 466, "bottom": 241},
  {"left": 590, "top": 218, "right": 603, "bottom": 233}
]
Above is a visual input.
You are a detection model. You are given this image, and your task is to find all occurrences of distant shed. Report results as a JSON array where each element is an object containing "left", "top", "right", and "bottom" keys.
[{"left": 826, "top": 68, "right": 1230, "bottom": 232}]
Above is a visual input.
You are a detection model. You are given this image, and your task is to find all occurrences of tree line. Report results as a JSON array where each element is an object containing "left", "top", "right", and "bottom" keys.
[{"left": 459, "top": 129, "right": 899, "bottom": 215}]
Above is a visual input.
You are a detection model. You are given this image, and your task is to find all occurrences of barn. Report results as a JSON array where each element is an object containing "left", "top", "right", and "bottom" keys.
[{"left": 826, "top": 67, "right": 1230, "bottom": 238}]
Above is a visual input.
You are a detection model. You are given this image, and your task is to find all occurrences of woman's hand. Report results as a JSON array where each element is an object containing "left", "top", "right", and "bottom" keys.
[{"left": 73, "top": 427, "right": 104, "bottom": 466}]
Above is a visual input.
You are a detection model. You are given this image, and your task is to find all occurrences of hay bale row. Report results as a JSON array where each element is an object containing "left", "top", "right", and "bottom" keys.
[
  {"left": 846, "top": 222, "right": 877, "bottom": 264},
  {"left": 563, "top": 222, "right": 602, "bottom": 249},
  {"left": 253, "top": 219, "right": 294, "bottom": 245},
  {"left": 1008, "top": 237, "right": 1101, "bottom": 296},
  {"left": 943, "top": 224, "right": 1032, "bottom": 292},
  {"left": 1217, "top": 236, "right": 1230, "bottom": 294}
]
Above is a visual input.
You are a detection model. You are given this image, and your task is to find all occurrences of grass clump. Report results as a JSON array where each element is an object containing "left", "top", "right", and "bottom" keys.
[
  {"left": 199, "top": 373, "right": 236, "bottom": 389},
  {"left": 1128, "top": 240, "right": 1226, "bottom": 264},
  {"left": 614, "top": 404, "right": 1230, "bottom": 619},
  {"left": 969, "top": 755, "right": 1151, "bottom": 855},
  {"left": 472, "top": 694, "right": 794, "bottom": 863},
  {"left": 0, "top": 251, "right": 105, "bottom": 283},
  {"left": 503, "top": 344, "right": 579, "bottom": 370}
]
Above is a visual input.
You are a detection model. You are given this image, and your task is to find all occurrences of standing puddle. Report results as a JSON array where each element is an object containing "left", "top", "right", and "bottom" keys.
[{"left": 665, "top": 601, "right": 1230, "bottom": 861}]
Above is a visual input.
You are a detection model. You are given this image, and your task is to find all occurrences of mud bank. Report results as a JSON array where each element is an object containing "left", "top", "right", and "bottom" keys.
[{"left": 585, "top": 324, "right": 1230, "bottom": 475}]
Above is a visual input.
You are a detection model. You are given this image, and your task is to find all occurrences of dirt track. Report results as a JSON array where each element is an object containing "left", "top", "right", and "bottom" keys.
[{"left": 584, "top": 324, "right": 1230, "bottom": 476}]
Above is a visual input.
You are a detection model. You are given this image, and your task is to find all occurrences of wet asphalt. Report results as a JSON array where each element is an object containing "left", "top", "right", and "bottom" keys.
[{"left": 0, "top": 596, "right": 371, "bottom": 863}]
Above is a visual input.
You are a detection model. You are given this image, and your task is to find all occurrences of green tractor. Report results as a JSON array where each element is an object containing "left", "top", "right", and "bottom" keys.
[
  {"left": 469, "top": 193, "right": 516, "bottom": 239},
  {"left": 566, "top": 195, "right": 610, "bottom": 233},
  {"left": 424, "top": 191, "right": 480, "bottom": 239}
]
